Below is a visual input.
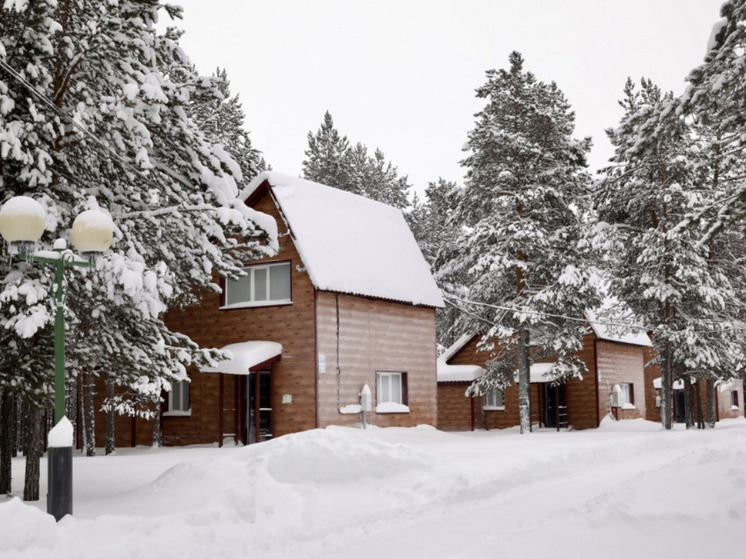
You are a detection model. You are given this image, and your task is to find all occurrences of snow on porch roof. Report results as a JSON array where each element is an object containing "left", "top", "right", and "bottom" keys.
[
  {"left": 241, "top": 171, "right": 444, "bottom": 308},
  {"left": 201, "top": 341, "right": 282, "bottom": 375},
  {"left": 437, "top": 362, "right": 485, "bottom": 383}
]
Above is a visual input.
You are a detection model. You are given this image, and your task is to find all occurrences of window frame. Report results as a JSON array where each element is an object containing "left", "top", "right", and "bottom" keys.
[
  {"left": 375, "top": 371, "right": 409, "bottom": 413},
  {"left": 731, "top": 390, "right": 740, "bottom": 409},
  {"left": 619, "top": 382, "right": 635, "bottom": 409},
  {"left": 164, "top": 378, "right": 191, "bottom": 417},
  {"left": 483, "top": 388, "right": 505, "bottom": 411},
  {"left": 221, "top": 261, "right": 292, "bottom": 309}
]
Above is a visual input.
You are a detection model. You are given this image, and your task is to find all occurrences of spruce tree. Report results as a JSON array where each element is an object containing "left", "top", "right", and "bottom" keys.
[{"left": 450, "top": 52, "right": 601, "bottom": 434}]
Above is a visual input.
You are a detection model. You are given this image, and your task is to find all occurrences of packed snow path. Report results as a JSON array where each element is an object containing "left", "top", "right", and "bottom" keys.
[{"left": 2, "top": 419, "right": 744, "bottom": 558}]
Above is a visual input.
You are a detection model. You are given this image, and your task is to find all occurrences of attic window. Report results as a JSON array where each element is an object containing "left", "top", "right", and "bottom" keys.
[{"left": 222, "top": 262, "right": 291, "bottom": 308}]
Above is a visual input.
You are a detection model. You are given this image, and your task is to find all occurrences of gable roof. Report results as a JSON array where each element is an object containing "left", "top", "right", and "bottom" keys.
[{"left": 241, "top": 171, "right": 444, "bottom": 308}]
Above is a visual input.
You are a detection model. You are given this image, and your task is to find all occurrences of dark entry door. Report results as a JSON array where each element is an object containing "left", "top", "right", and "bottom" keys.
[
  {"left": 248, "top": 370, "right": 272, "bottom": 444},
  {"left": 544, "top": 384, "right": 567, "bottom": 429},
  {"left": 674, "top": 389, "right": 686, "bottom": 423}
]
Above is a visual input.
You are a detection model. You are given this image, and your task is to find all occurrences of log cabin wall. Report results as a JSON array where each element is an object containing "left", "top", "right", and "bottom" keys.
[{"left": 315, "top": 291, "right": 438, "bottom": 428}]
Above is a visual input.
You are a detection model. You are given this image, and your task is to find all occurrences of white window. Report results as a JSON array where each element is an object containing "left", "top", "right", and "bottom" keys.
[
  {"left": 165, "top": 379, "right": 190, "bottom": 416},
  {"left": 223, "top": 262, "right": 291, "bottom": 308},
  {"left": 376, "top": 372, "right": 409, "bottom": 413},
  {"left": 484, "top": 388, "right": 504, "bottom": 410},
  {"left": 620, "top": 383, "right": 634, "bottom": 406}
]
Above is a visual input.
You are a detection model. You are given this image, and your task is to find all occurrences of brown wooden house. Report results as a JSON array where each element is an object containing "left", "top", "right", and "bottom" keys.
[
  {"left": 643, "top": 348, "right": 745, "bottom": 424},
  {"left": 101, "top": 172, "right": 443, "bottom": 447},
  {"left": 437, "top": 317, "right": 652, "bottom": 432}
]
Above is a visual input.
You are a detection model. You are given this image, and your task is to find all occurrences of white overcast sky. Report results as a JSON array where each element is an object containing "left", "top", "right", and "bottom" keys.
[{"left": 167, "top": 0, "right": 725, "bottom": 194}]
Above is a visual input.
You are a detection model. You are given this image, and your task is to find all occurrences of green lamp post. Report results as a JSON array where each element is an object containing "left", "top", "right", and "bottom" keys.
[{"left": 0, "top": 196, "right": 114, "bottom": 521}]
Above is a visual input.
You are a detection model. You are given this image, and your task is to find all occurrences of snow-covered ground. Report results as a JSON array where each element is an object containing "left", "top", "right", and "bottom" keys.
[{"left": 2, "top": 418, "right": 745, "bottom": 558}]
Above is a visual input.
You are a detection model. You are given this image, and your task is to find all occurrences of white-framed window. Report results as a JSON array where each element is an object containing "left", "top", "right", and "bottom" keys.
[
  {"left": 165, "top": 379, "right": 191, "bottom": 416},
  {"left": 484, "top": 388, "right": 504, "bottom": 410},
  {"left": 376, "top": 371, "right": 409, "bottom": 413},
  {"left": 620, "top": 383, "right": 634, "bottom": 407},
  {"left": 223, "top": 261, "right": 291, "bottom": 308}
]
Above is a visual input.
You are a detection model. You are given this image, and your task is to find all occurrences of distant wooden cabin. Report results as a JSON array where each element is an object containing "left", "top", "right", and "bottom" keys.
[
  {"left": 100, "top": 172, "right": 443, "bottom": 447},
  {"left": 437, "top": 317, "right": 652, "bottom": 431},
  {"left": 643, "top": 350, "right": 744, "bottom": 425}
]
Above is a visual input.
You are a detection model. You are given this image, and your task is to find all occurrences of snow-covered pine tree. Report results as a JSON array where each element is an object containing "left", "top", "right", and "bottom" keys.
[
  {"left": 451, "top": 52, "right": 601, "bottom": 434},
  {"left": 302, "top": 112, "right": 411, "bottom": 208},
  {"left": 303, "top": 111, "right": 352, "bottom": 190},
  {"left": 407, "top": 178, "right": 463, "bottom": 349},
  {"left": 683, "top": 0, "right": 746, "bottom": 241},
  {"left": 0, "top": 1, "right": 273, "bottom": 497},
  {"left": 596, "top": 78, "right": 742, "bottom": 429},
  {"left": 188, "top": 67, "right": 266, "bottom": 189}
]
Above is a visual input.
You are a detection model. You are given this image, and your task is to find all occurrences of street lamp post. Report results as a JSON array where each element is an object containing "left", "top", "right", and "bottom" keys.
[{"left": 0, "top": 197, "right": 114, "bottom": 521}]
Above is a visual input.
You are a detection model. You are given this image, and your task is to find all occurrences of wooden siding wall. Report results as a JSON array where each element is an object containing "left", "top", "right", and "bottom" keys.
[
  {"left": 316, "top": 292, "right": 438, "bottom": 428},
  {"left": 595, "top": 340, "right": 647, "bottom": 422}
]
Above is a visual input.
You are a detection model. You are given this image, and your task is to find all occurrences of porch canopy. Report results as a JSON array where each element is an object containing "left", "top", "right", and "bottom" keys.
[{"left": 201, "top": 341, "right": 283, "bottom": 374}]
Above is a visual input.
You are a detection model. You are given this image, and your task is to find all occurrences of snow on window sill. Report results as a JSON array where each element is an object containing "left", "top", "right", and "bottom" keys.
[
  {"left": 483, "top": 406, "right": 505, "bottom": 411},
  {"left": 732, "top": 405, "right": 740, "bottom": 411},
  {"left": 340, "top": 404, "right": 362, "bottom": 415},
  {"left": 220, "top": 299, "right": 292, "bottom": 310},
  {"left": 163, "top": 409, "right": 192, "bottom": 417},
  {"left": 375, "top": 402, "right": 410, "bottom": 414},
  {"left": 621, "top": 403, "right": 636, "bottom": 410}
]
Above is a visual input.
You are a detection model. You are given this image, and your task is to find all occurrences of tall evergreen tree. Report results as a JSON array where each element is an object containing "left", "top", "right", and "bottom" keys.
[
  {"left": 0, "top": 0, "right": 273, "bottom": 497},
  {"left": 408, "top": 178, "right": 462, "bottom": 349},
  {"left": 302, "top": 112, "right": 411, "bottom": 208},
  {"left": 595, "top": 78, "right": 742, "bottom": 429},
  {"left": 449, "top": 52, "right": 601, "bottom": 433},
  {"left": 188, "top": 67, "right": 266, "bottom": 188}
]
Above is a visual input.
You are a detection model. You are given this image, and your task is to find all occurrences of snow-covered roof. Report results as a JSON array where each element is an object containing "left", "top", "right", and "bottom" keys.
[
  {"left": 241, "top": 172, "right": 444, "bottom": 308},
  {"left": 512, "top": 362, "right": 556, "bottom": 384},
  {"left": 438, "top": 333, "right": 477, "bottom": 364},
  {"left": 201, "top": 341, "right": 282, "bottom": 374},
  {"left": 652, "top": 377, "right": 685, "bottom": 391},
  {"left": 437, "top": 362, "right": 485, "bottom": 383},
  {"left": 585, "top": 309, "right": 652, "bottom": 347}
]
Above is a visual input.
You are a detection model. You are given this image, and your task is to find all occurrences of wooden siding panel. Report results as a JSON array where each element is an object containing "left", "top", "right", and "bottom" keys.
[
  {"left": 596, "top": 340, "right": 647, "bottom": 422},
  {"left": 316, "top": 292, "right": 438, "bottom": 428}
]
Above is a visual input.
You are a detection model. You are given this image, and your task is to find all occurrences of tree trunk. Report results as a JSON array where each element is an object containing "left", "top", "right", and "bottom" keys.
[
  {"left": 85, "top": 372, "right": 95, "bottom": 456},
  {"left": 152, "top": 405, "right": 162, "bottom": 448},
  {"left": 660, "top": 340, "right": 673, "bottom": 430},
  {"left": 0, "top": 392, "right": 12, "bottom": 494},
  {"left": 695, "top": 381, "right": 705, "bottom": 429},
  {"left": 706, "top": 378, "right": 716, "bottom": 428},
  {"left": 23, "top": 404, "right": 42, "bottom": 502},
  {"left": 105, "top": 378, "right": 115, "bottom": 455},
  {"left": 683, "top": 376, "right": 694, "bottom": 429},
  {"left": 517, "top": 325, "right": 531, "bottom": 434}
]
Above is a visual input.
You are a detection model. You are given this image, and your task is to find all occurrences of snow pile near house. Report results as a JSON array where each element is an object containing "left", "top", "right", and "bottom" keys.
[
  {"left": 2, "top": 421, "right": 746, "bottom": 558},
  {"left": 242, "top": 172, "right": 444, "bottom": 308}
]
